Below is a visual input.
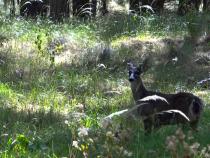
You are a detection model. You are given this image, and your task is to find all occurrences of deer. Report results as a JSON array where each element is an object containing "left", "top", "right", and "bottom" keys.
[{"left": 127, "top": 61, "right": 204, "bottom": 134}]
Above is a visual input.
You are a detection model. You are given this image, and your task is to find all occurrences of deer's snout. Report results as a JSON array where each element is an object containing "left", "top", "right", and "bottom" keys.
[
  {"left": 129, "top": 78, "right": 135, "bottom": 82},
  {"left": 129, "top": 73, "right": 135, "bottom": 82}
]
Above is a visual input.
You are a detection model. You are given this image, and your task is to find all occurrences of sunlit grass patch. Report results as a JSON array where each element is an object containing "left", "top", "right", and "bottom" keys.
[
  {"left": 0, "top": 10, "right": 210, "bottom": 157},
  {"left": 195, "top": 90, "right": 210, "bottom": 106}
]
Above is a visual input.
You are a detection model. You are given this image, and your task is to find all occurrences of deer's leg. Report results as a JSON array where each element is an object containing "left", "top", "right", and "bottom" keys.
[
  {"left": 190, "top": 120, "right": 199, "bottom": 131},
  {"left": 143, "top": 117, "right": 153, "bottom": 135},
  {"left": 203, "top": 0, "right": 208, "bottom": 11},
  {"left": 153, "top": 115, "right": 163, "bottom": 130}
]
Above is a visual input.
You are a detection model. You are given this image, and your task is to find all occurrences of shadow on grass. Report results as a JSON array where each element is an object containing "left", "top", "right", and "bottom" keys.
[
  {"left": 94, "top": 10, "right": 188, "bottom": 42},
  {"left": 0, "top": 105, "right": 72, "bottom": 156}
]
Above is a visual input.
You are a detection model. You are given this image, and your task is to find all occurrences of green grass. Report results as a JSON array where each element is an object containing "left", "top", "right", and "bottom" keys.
[{"left": 0, "top": 11, "right": 210, "bottom": 157}]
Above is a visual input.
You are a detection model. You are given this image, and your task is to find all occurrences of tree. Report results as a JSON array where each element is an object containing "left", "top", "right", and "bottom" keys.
[
  {"left": 72, "top": 0, "right": 90, "bottom": 17},
  {"left": 100, "top": 0, "right": 108, "bottom": 15},
  {"left": 3, "top": 0, "right": 110, "bottom": 18},
  {"left": 129, "top": 0, "right": 165, "bottom": 14},
  {"left": 3, "top": 0, "right": 19, "bottom": 16},
  {"left": 20, "top": 0, "right": 47, "bottom": 17},
  {"left": 92, "top": 0, "right": 97, "bottom": 16},
  {"left": 72, "top": 0, "right": 106, "bottom": 17},
  {"left": 129, "top": 0, "right": 140, "bottom": 13},
  {"left": 48, "top": 0, "right": 69, "bottom": 18},
  {"left": 203, "top": 0, "right": 210, "bottom": 11}
]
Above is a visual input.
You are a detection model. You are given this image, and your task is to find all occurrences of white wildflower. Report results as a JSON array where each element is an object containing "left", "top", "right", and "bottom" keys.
[
  {"left": 72, "top": 140, "right": 79, "bottom": 149},
  {"left": 64, "top": 120, "right": 69, "bottom": 125},
  {"left": 78, "top": 127, "right": 89, "bottom": 138},
  {"left": 123, "top": 150, "right": 133, "bottom": 157},
  {"left": 127, "top": 152, "right": 133, "bottom": 157},
  {"left": 123, "top": 150, "right": 129, "bottom": 155}
]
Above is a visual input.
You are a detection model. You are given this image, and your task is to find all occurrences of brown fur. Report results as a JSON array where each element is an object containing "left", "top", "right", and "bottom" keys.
[{"left": 128, "top": 63, "right": 204, "bottom": 134}]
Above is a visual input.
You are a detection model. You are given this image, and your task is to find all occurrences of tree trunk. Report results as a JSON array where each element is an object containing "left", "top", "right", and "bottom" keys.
[
  {"left": 130, "top": 0, "right": 140, "bottom": 13},
  {"left": 72, "top": 0, "right": 89, "bottom": 16},
  {"left": 203, "top": 0, "right": 210, "bottom": 11},
  {"left": 91, "top": 0, "right": 97, "bottom": 16},
  {"left": 151, "top": 0, "right": 165, "bottom": 13},
  {"left": 10, "top": 0, "right": 16, "bottom": 16},
  {"left": 100, "top": 0, "right": 108, "bottom": 14},
  {"left": 178, "top": 0, "right": 202, "bottom": 15},
  {"left": 49, "top": 0, "right": 69, "bottom": 19}
]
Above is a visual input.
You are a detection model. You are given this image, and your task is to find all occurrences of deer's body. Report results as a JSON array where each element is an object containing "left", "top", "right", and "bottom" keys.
[
  {"left": 128, "top": 62, "right": 203, "bottom": 133},
  {"left": 133, "top": 78, "right": 202, "bottom": 122}
]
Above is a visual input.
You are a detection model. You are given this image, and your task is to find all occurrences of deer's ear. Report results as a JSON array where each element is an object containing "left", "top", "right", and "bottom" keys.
[
  {"left": 127, "top": 62, "right": 133, "bottom": 69},
  {"left": 137, "top": 64, "right": 144, "bottom": 73},
  {"left": 139, "top": 57, "right": 151, "bottom": 73}
]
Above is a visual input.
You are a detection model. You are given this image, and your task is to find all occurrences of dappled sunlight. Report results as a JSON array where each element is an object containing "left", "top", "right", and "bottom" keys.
[
  {"left": 195, "top": 90, "right": 210, "bottom": 106},
  {"left": 0, "top": 3, "right": 210, "bottom": 157},
  {"left": 109, "top": 0, "right": 129, "bottom": 12}
]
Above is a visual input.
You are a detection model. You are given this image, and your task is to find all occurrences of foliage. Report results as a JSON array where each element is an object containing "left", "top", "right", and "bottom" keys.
[
  {"left": 166, "top": 128, "right": 210, "bottom": 158},
  {"left": 0, "top": 9, "right": 210, "bottom": 158}
]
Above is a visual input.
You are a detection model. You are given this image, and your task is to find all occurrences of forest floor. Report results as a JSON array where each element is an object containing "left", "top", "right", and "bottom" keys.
[{"left": 0, "top": 4, "right": 210, "bottom": 157}]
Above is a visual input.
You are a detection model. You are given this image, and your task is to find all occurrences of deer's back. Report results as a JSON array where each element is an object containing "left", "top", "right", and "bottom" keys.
[{"left": 144, "top": 91, "right": 203, "bottom": 121}]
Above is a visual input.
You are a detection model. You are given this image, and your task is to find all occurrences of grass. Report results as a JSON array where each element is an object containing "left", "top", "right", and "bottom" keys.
[{"left": 0, "top": 9, "right": 210, "bottom": 157}]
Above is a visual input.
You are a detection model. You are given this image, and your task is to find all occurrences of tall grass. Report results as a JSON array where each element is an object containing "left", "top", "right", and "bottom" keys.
[{"left": 0, "top": 11, "right": 209, "bottom": 157}]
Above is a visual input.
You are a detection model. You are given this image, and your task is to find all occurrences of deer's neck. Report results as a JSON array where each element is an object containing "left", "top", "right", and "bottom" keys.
[{"left": 131, "top": 78, "right": 148, "bottom": 102}]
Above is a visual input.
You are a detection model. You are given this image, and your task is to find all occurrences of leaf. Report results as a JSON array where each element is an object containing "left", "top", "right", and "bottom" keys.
[
  {"left": 7, "top": 138, "right": 13, "bottom": 146},
  {"left": 16, "top": 134, "right": 29, "bottom": 149}
]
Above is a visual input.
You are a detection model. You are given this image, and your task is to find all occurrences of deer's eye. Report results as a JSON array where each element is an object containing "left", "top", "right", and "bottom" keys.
[{"left": 135, "top": 70, "right": 140, "bottom": 76}]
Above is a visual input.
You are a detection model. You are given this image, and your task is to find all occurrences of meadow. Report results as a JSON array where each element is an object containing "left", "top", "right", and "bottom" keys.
[{"left": 0, "top": 8, "right": 210, "bottom": 157}]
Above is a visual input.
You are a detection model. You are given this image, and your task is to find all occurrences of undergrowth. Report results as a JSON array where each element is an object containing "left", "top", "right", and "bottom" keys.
[{"left": 0, "top": 11, "right": 210, "bottom": 158}]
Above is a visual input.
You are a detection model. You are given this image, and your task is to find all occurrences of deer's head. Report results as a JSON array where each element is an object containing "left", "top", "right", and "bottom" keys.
[
  {"left": 127, "top": 62, "right": 143, "bottom": 82},
  {"left": 127, "top": 57, "right": 151, "bottom": 82}
]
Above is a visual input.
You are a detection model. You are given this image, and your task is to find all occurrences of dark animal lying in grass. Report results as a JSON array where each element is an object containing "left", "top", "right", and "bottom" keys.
[
  {"left": 127, "top": 61, "right": 203, "bottom": 133},
  {"left": 20, "top": 0, "right": 48, "bottom": 17}
]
